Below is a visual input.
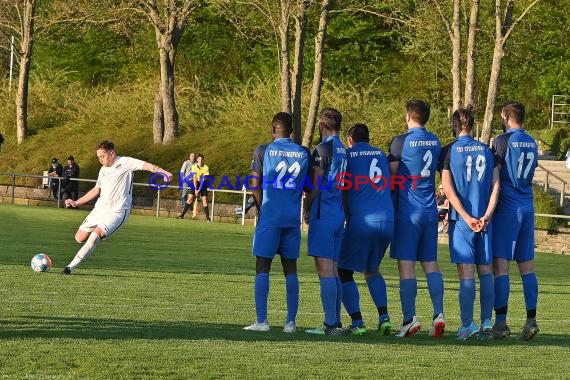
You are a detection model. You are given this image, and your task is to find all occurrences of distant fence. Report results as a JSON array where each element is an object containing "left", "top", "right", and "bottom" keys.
[
  {"left": 0, "top": 172, "right": 257, "bottom": 226},
  {"left": 0, "top": 172, "right": 565, "bottom": 226}
]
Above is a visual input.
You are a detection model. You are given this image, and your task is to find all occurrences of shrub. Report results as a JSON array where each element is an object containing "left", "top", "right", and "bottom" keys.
[
  {"left": 536, "top": 127, "right": 570, "bottom": 159},
  {"left": 533, "top": 185, "right": 565, "bottom": 233}
]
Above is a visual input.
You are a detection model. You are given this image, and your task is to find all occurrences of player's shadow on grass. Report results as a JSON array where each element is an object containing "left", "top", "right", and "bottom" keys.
[{"left": 1, "top": 315, "right": 569, "bottom": 347}]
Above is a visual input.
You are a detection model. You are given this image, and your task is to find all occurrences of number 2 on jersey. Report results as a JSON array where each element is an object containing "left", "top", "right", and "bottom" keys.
[
  {"left": 421, "top": 150, "right": 432, "bottom": 177},
  {"left": 275, "top": 161, "right": 301, "bottom": 189}
]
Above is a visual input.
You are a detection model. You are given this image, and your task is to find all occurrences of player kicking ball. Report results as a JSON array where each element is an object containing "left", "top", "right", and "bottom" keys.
[{"left": 61, "top": 140, "right": 172, "bottom": 274}]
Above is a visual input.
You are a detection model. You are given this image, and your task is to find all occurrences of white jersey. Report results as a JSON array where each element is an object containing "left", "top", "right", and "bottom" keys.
[{"left": 94, "top": 156, "right": 145, "bottom": 212}]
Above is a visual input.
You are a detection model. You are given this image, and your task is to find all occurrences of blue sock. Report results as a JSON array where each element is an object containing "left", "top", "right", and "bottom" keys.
[
  {"left": 336, "top": 277, "right": 343, "bottom": 326},
  {"left": 366, "top": 274, "right": 388, "bottom": 309},
  {"left": 285, "top": 274, "right": 299, "bottom": 323},
  {"left": 254, "top": 273, "right": 269, "bottom": 323},
  {"left": 478, "top": 273, "right": 494, "bottom": 322},
  {"left": 459, "top": 279, "right": 476, "bottom": 327},
  {"left": 494, "top": 274, "right": 510, "bottom": 324},
  {"left": 320, "top": 277, "right": 338, "bottom": 327},
  {"left": 341, "top": 280, "right": 360, "bottom": 315},
  {"left": 426, "top": 272, "right": 444, "bottom": 317},
  {"left": 521, "top": 272, "right": 538, "bottom": 314},
  {"left": 399, "top": 278, "right": 417, "bottom": 322}
]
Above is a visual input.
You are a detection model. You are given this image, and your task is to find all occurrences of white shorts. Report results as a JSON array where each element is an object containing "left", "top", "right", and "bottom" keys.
[{"left": 79, "top": 209, "right": 130, "bottom": 239}]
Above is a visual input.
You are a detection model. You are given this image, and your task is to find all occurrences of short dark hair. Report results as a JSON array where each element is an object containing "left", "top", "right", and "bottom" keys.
[
  {"left": 406, "top": 100, "right": 430, "bottom": 125},
  {"left": 197, "top": 154, "right": 205, "bottom": 159},
  {"left": 319, "top": 107, "right": 342, "bottom": 131},
  {"left": 347, "top": 123, "right": 370, "bottom": 143},
  {"left": 272, "top": 112, "right": 293, "bottom": 133},
  {"left": 452, "top": 107, "right": 475, "bottom": 132},
  {"left": 502, "top": 101, "right": 525, "bottom": 124},
  {"left": 97, "top": 140, "right": 114, "bottom": 151},
  {"left": 67, "top": 156, "right": 75, "bottom": 161}
]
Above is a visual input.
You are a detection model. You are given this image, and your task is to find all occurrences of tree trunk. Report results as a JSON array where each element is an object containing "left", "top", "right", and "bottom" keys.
[
  {"left": 291, "top": 0, "right": 308, "bottom": 144},
  {"left": 480, "top": 38, "right": 504, "bottom": 145},
  {"left": 159, "top": 47, "right": 178, "bottom": 144},
  {"left": 153, "top": 88, "right": 164, "bottom": 144},
  {"left": 154, "top": 32, "right": 179, "bottom": 144},
  {"left": 302, "top": 0, "right": 332, "bottom": 148},
  {"left": 16, "top": 0, "right": 36, "bottom": 145},
  {"left": 481, "top": 0, "right": 509, "bottom": 145},
  {"left": 464, "top": 0, "right": 479, "bottom": 107},
  {"left": 279, "top": 0, "right": 292, "bottom": 114},
  {"left": 451, "top": 0, "right": 461, "bottom": 111}
]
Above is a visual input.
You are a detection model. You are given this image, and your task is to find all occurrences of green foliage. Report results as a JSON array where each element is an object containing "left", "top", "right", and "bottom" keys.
[
  {"left": 533, "top": 185, "right": 565, "bottom": 232},
  {"left": 324, "top": 11, "right": 398, "bottom": 84},
  {"left": 33, "top": 27, "right": 137, "bottom": 86},
  {"left": 536, "top": 127, "right": 570, "bottom": 159}
]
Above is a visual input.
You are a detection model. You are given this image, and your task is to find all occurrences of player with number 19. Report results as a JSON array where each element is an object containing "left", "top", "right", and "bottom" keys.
[
  {"left": 388, "top": 99, "right": 445, "bottom": 338},
  {"left": 244, "top": 112, "right": 310, "bottom": 333},
  {"left": 441, "top": 107, "right": 499, "bottom": 340},
  {"left": 491, "top": 102, "right": 540, "bottom": 341}
]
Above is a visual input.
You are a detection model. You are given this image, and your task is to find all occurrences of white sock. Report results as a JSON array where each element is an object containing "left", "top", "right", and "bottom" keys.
[{"left": 68, "top": 232, "right": 101, "bottom": 270}]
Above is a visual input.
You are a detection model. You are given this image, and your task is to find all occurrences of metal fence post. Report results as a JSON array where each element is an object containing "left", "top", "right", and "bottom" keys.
[
  {"left": 57, "top": 177, "right": 62, "bottom": 208},
  {"left": 156, "top": 190, "right": 160, "bottom": 218},
  {"left": 11, "top": 174, "right": 15, "bottom": 204},
  {"left": 241, "top": 189, "right": 247, "bottom": 226},
  {"left": 211, "top": 190, "right": 215, "bottom": 222}
]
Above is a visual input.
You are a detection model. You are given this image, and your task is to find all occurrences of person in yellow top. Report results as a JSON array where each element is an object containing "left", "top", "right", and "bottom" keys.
[{"left": 176, "top": 154, "right": 212, "bottom": 222}]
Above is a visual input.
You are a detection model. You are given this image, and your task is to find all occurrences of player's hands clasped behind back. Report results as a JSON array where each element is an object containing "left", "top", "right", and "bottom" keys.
[{"left": 465, "top": 215, "right": 490, "bottom": 233}]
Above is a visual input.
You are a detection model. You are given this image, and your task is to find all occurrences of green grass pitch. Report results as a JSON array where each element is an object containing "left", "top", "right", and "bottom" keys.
[{"left": 0, "top": 204, "right": 568, "bottom": 378}]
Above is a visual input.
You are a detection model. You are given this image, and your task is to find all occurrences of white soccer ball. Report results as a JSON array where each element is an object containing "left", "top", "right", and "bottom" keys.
[{"left": 31, "top": 253, "right": 52, "bottom": 273}]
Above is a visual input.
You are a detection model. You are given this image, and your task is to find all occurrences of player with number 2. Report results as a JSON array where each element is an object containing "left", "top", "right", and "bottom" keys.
[{"left": 388, "top": 100, "right": 445, "bottom": 338}]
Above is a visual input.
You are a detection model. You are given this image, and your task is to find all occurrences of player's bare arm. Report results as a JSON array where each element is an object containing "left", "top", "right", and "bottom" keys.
[
  {"left": 142, "top": 162, "right": 173, "bottom": 182},
  {"left": 65, "top": 187, "right": 101, "bottom": 208},
  {"left": 480, "top": 167, "right": 501, "bottom": 229},
  {"left": 389, "top": 161, "right": 399, "bottom": 176},
  {"left": 251, "top": 170, "right": 262, "bottom": 210},
  {"left": 304, "top": 165, "right": 323, "bottom": 216}
]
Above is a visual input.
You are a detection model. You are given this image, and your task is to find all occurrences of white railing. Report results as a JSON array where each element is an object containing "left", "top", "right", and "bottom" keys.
[
  {"left": 2, "top": 172, "right": 562, "bottom": 225},
  {"left": 537, "top": 163, "right": 567, "bottom": 206},
  {"left": 0, "top": 172, "right": 256, "bottom": 226}
]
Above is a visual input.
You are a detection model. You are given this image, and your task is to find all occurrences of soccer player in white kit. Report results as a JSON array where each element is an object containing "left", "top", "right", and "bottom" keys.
[{"left": 62, "top": 140, "right": 173, "bottom": 274}]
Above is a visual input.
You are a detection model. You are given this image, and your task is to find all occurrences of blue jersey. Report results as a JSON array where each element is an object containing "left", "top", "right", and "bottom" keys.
[
  {"left": 491, "top": 129, "right": 538, "bottom": 213},
  {"left": 310, "top": 135, "right": 346, "bottom": 221},
  {"left": 443, "top": 135, "right": 494, "bottom": 220},
  {"left": 251, "top": 137, "right": 310, "bottom": 227},
  {"left": 388, "top": 127, "right": 441, "bottom": 215},
  {"left": 345, "top": 142, "right": 394, "bottom": 222}
]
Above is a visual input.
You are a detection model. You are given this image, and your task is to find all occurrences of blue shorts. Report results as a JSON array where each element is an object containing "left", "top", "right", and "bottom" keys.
[
  {"left": 308, "top": 218, "right": 345, "bottom": 261},
  {"left": 339, "top": 220, "right": 393, "bottom": 273},
  {"left": 252, "top": 226, "right": 301, "bottom": 260},
  {"left": 449, "top": 220, "right": 492, "bottom": 265},
  {"left": 390, "top": 213, "right": 438, "bottom": 262},
  {"left": 492, "top": 212, "right": 535, "bottom": 262}
]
